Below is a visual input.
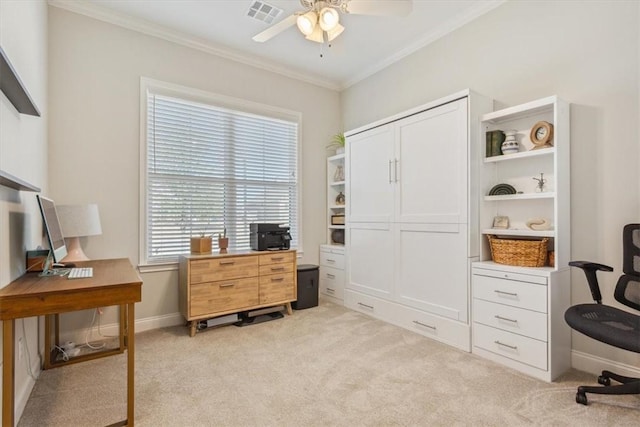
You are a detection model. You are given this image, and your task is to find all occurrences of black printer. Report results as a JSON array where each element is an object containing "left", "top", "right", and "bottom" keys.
[{"left": 250, "top": 223, "right": 291, "bottom": 251}]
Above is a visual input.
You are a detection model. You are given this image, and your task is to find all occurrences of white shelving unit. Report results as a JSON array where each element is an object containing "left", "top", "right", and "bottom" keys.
[
  {"left": 326, "top": 153, "right": 346, "bottom": 246},
  {"left": 472, "top": 95, "right": 571, "bottom": 382}
]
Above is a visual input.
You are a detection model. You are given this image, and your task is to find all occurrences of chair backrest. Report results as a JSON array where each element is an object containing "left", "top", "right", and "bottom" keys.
[{"left": 614, "top": 223, "right": 640, "bottom": 311}]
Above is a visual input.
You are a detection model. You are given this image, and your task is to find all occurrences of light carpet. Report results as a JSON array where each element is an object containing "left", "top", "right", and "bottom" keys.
[{"left": 18, "top": 300, "right": 640, "bottom": 426}]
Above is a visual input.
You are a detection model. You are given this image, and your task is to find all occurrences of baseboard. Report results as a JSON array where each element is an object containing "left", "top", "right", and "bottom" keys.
[
  {"left": 58, "top": 312, "right": 185, "bottom": 345},
  {"left": 571, "top": 350, "right": 640, "bottom": 378}
]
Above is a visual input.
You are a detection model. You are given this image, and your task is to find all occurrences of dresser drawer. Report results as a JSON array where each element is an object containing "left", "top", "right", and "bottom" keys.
[
  {"left": 320, "top": 251, "right": 345, "bottom": 270},
  {"left": 473, "top": 298, "right": 547, "bottom": 341},
  {"left": 259, "top": 251, "right": 295, "bottom": 266},
  {"left": 190, "top": 256, "right": 258, "bottom": 284},
  {"left": 474, "top": 323, "right": 548, "bottom": 371},
  {"left": 473, "top": 274, "right": 547, "bottom": 313},
  {"left": 190, "top": 278, "right": 259, "bottom": 317},
  {"left": 393, "top": 304, "right": 471, "bottom": 352},
  {"left": 259, "top": 272, "right": 296, "bottom": 304},
  {"left": 319, "top": 266, "right": 344, "bottom": 299},
  {"left": 259, "top": 262, "right": 294, "bottom": 276}
]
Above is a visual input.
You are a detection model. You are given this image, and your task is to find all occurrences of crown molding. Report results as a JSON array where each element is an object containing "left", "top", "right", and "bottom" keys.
[
  {"left": 48, "top": 0, "right": 341, "bottom": 91},
  {"left": 340, "top": 0, "right": 507, "bottom": 90}
]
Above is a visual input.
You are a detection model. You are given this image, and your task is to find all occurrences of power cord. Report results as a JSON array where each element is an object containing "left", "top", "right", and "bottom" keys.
[
  {"left": 20, "top": 319, "right": 39, "bottom": 381},
  {"left": 84, "top": 308, "right": 106, "bottom": 349}
]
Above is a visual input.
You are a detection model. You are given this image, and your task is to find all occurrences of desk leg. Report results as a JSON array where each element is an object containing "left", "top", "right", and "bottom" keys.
[
  {"left": 2, "top": 320, "right": 15, "bottom": 427},
  {"left": 126, "top": 303, "right": 135, "bottom": 426}
]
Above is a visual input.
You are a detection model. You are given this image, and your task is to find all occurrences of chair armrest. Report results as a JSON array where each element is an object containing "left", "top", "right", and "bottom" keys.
[{"left": 569, "top": 261, "right": 614, "bottom": 304}]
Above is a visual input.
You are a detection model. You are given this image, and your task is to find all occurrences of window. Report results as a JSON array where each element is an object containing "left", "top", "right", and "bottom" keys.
[{"left": 140, "top": 79, "right": 300, "bottom": 265}]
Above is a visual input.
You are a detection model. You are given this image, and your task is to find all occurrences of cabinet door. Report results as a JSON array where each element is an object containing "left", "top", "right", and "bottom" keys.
[
  {"left": 347, "top": 125, "right": 394, "bottom": 223},
  {"left": 395, "top": 223, "right": 468, "bottom": 322},
  {"left": 347, "top": 223, "right": 394, "bottom": 299},
  {"left": 395, "top": 98, "right": 469, "bottom": 224}
]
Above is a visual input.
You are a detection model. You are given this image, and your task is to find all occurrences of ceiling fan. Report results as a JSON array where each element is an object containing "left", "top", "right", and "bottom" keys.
[{"left": 252, "top": 0, "right": 412, "bottom": 44}]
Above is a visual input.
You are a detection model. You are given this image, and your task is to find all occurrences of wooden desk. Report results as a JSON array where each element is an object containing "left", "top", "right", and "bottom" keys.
[{"left": 0, "top": 258, "right": 142, "bottom": 427}]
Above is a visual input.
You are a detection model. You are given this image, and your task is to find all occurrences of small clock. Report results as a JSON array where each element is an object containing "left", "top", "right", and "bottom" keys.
[{"left": 529, "top": 121, "right": 554, "bottom": 149}]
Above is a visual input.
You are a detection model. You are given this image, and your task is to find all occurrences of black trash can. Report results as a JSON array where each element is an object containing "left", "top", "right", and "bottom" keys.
[{"left": 292, "top": 264, "right": 319, "bottom": 310}]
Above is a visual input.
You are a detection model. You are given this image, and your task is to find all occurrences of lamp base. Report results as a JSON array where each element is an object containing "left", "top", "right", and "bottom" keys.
[{"left": 63, "top": 237, "right": 90, "bottom": 262}]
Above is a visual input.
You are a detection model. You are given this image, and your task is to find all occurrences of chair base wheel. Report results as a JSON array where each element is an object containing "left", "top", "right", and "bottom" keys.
[
  {"left": 597, "top": 375, "right": 611, "bottom": 386},
  {"left": 576, "top": 392, "right": 588, "bottom": 405}
]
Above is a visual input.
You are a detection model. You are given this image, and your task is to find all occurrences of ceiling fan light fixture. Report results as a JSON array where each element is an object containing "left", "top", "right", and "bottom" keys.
[
  {"left": 326, "top": 22, "right": 344, "bottom": 42},
  {"left": 305, "top": 24, "right": 325, "bottom": 43},
  {"left": 319, "top": 6, "right": 339, "bottom": 31},
  {"left": 296, "top": 10, "right": 317, "bottom": 36}
]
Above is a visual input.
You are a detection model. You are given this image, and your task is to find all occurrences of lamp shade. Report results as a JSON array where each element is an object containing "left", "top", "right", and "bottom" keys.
[
  {"left": 319, "top": 7, "right": 339, "bottom": 31},
  {"left": 57, "top": 204, "right": 102, "bottom": 238},
  {"left": 296, "top": 11, "right": 317, "bottom": 36}
]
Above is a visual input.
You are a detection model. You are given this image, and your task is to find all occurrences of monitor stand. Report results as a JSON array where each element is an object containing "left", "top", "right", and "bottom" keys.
[{"left": 39, "top": 254, "right": 69, "bottom": 277}]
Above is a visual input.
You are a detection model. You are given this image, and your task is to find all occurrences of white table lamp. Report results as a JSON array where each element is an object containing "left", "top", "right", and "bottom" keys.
[{"left": 57, "top": 204, "right": 102, "bottom": 262}]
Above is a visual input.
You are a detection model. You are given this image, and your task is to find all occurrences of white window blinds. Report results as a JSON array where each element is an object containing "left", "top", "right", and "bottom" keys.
[{"left": 145, "top": 92, "right": 298, "bottom": 263}]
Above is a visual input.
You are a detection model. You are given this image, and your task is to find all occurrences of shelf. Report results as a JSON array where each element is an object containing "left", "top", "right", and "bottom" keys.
[
  {"left": 329, "top": 205, "right": 346, "bottom": 209},
  {"left": 0, "top": 46, "right": 40, "bottom": 116},
  {"left": 484, "top": 192, "right": 555, "bottom": 201},
  {"left": 0, "top": 169, "right": 40, "bottom": 192},
  {"left": 328, "top": 153, "right": 345, "bottom": 162},
  {"left": 482, "top": 228, "right": 555, "bottom": 238},
  {"left": 485, "top": 147, "right": 554, "bottom": 163},
  {"left": 330, "top": 181, "right": 345, "bottom": 186},
  {"left": 329, "top": 225, "right": 345, "bottom": 230},
  {"left": 481, "top": 96, "right": 556, "bottom": 124}
]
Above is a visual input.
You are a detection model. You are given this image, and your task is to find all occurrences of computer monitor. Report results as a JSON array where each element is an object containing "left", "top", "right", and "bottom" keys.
[{"left": 36, "top": 195, "right": 68, "bottom": 265}]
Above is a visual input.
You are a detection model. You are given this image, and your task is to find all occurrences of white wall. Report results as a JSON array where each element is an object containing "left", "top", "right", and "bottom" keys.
[
  {"left": 47, "top": 7, "right": 340, "bottom": 332},
  {"left": 0, "top": 0, "right": 49, "bottom": 419},
  {"left": 341, "top": 0, "right": 640, "bottom": 371}
]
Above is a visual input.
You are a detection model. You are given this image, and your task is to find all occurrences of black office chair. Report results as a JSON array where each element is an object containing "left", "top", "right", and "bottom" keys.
[{"left": 565, "top": 223, "right": 640, "bottom": 405}]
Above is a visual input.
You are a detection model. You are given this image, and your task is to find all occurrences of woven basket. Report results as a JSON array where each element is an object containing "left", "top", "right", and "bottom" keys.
[{"left": 488, "top": 235, "right": 549, "bottom": 267}]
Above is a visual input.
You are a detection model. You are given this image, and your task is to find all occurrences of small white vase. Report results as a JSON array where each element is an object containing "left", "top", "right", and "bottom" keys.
[
  {"left": 501, "top": 130, "right": 519, "bottom": 155},
  {"left": 336, "top": 147, "right": 345, "bottom": 155}
]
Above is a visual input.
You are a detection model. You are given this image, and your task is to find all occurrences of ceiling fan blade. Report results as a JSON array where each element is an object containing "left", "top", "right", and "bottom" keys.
[
  {"left": 252, "top": 14, "right": 298, "bottom": 42},
  {"left": 344, "top": 0, "right": 413, "bottom": 16}
]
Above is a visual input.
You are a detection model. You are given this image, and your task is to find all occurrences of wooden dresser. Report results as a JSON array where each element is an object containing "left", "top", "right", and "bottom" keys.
[{"left": 179, "top": 250, "right": 297, "bottom": 336}]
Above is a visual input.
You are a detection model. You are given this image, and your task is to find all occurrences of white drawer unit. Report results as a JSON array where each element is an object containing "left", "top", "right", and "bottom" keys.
[
  {"left": 472, "top": 263, "right": 571, "bottom": 382},
  {"left": 319, "top": 244, "right": 345, "bottom": 303}
]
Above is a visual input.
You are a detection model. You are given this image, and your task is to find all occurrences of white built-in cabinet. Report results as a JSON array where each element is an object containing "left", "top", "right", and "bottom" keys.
[
  {"left": 344, "top": 91, "right": 492, "bottom": 351},
  {"left": 471, "top": 96, "right": 571, "bottom": 381}
]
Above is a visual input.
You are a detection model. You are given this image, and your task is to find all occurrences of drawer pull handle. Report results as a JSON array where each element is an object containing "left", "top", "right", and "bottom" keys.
[
  {"left": 326, "top": 258, "right": 336, "bottom": 263},
  {"left": 494, "top": 340, "right": 518, "bottom": 350},
  {"left": 494, "top": 290, "right": 518, "bottom": 297},
  {"left": 271, "top": 277, "right": 284, "bottom": 282},
  {"left": 326, "top": 287, "right": 335, "bottom": 293},
  {"left": 270, "top": 256, "right": 284, "bottom": 261},
  {"left": 412, "top": 320, "right": 436, "bottom": 330},
  {"left": 271, "top": 267, "right": 285, "bottom": 271},
  {"left": 326, "top": 273, "right": 335, "bottom": 279},
  {"left": 494, "top": 315, "right": 518, "bottom": 323},
  {"left": 219, "top": 283, "right": 235, "bottom": 288},
  {"left": 219, "top": 261, "right": 235, "bottom": 266},
  {"left": 358, "top": 302, "right": 374, "bottom": 310}
]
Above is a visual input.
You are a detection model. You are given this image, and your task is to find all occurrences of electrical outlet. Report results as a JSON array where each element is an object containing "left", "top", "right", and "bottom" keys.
[{"left": 18, "top": 338, "right": 24, "bottom": 361}]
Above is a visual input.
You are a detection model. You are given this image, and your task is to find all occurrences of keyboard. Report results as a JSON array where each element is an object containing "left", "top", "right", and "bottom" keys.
[{"left": 67, "top": 267, "right": 93, "bottom": 279}]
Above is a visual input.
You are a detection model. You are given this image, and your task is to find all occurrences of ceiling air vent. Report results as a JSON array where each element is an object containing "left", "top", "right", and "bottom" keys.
[{"left": 246, "top": 1, "right": 283, "bottom": 24}]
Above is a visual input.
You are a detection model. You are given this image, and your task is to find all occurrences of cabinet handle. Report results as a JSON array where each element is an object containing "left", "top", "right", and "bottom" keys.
[
  {"left": 412, "top": 320, "right": 436, "bottom": 330},
  {"left": 494, "top": 340, "right": 518, "bottom": 350},
  {"left": 326, "top": 287, "right": 335, "bottom": 293},
  {"left": 271, "top": 277, "right": 284, "bottom": 282},
  {"left": 219, "top": 283, "right": 235, "bottom": 288},
  {"left": 326, "top": 273, "right": 335, "bottom": 279},
  {"left": 271, "top": 266, "right": 285, "bottom": 272},
  {"left": 270, "top": 256, "right": 284, "bottom": 261},
  {"left": 394, "top": 159, "right": 399, "bottom": 182},
  {"left": 388, "top": 160, "right": 392, "bottom": 183},
  {"left": 219, "top": 261, "right": 235, "bottom": 266},
  {"left": 494, "top": 315, "right": 518, "bottom": 323},
  {"left": 358, "top": 302, "right": 374, "bottom": 310},
  {"left": 494, "top": 290, "right": 518, "bottom": 297}
]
